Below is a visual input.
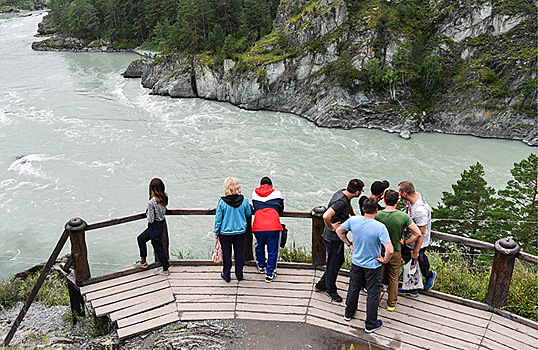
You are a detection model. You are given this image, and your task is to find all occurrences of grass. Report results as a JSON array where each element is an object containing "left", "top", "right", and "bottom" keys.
[{"left": 0, "top": 267, "right": 69, "bottom": 311}]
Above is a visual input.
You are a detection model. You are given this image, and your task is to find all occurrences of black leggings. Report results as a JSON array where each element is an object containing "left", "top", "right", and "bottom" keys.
[{"left": 137, "top": 220, "right": 169, "bottom": 270}]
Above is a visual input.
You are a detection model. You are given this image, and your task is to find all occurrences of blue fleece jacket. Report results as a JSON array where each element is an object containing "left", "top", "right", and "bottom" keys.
[{"left": 214, "top": 195, "right": 252, "bottom": 236}]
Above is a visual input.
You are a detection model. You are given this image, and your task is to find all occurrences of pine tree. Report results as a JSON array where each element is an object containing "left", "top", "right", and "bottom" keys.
[
  {"left": 433, "top": 162, "right": 498, "bottom": 243},
  {"left": 67, "top": 0, "right": 100, "bottom": 38},
  {"left": 240, "top": 0, "right": 271, "bottom": 43},
  {"left": 496, "top": 153, "right": 538, "bottom": 255}
]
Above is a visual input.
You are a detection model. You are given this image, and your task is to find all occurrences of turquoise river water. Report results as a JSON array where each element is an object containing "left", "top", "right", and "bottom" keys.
[{"left": 0, "top": 12, "right": 535, "bottom": 278}]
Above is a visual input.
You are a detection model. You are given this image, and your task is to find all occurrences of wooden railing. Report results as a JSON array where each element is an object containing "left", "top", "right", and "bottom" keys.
[{"left": 2, "top": 207, "right": 537, "bottom": 346}]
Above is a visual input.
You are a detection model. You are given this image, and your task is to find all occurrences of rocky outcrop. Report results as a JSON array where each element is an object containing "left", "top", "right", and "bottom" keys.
[
  {"left": 122, "top": 0, "right": 537, "bottom": 145},
  {"left": 32, "top": 35, "right": 132, "bottom": 53}
]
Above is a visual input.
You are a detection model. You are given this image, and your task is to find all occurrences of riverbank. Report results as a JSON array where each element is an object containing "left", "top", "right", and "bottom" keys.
[{"left": 29, "top": 0, "right": 538, "bottom": 146}]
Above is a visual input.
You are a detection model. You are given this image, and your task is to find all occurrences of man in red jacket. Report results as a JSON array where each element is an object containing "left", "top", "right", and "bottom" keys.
[{"left": 252, "top": 177, "right": 284, "bottom": 283}]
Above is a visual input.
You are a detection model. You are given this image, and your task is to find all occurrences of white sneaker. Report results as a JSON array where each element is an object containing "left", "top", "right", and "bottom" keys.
[
  {"left": 133, "top": 260, "right": 148, "bottom": 269},
  {"left": 154, "top": 267, "right": 170, "bottom": 276}
]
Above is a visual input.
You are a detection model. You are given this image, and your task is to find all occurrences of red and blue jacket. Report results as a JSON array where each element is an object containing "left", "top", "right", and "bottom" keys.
[{"left": 251, "top": 185, "right": 284, "bottom": 232}]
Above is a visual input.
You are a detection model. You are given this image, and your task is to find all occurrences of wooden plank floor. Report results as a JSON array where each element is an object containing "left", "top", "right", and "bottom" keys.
[{"left": 80, "top": 262, "right": 538, "bottom": 349}]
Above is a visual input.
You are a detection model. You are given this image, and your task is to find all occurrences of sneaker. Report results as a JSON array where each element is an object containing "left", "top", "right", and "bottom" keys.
[
  {"left": 398, "top": 288, "right": 418, "bottom": 297},
  {"left": 154, "top": 267, "right": 170, "bottom": 276},
  {"left": 365, "top": 320, "right": 383, "bottom": 333},
  {"left": 424, "top": 271, "right": 437, "bottom": 290},
  {"left": 314, "top": 284, "right": 325, "bottom": 292},
  {"left": 325, "top": 291, "right": 343, "bottom": 303},
  {"left": 344, "top": 315, "right": 353, "bottom": 321},
  {"left": 387, "top": 306, "right": 395, "bottom": 312},
  {"left": 257, "top": 265, "right": 265, "bottom": 274},
  {"left": 265, "top": 274, "right": 275, "bottom": 283},
  {"left": 132, "top": 260, "right": 148, "bottom": 269}
]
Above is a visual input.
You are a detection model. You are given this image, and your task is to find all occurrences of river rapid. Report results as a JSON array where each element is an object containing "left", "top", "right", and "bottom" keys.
[{"left": 0, "top": 12, "right": 534, "bottom": 279}]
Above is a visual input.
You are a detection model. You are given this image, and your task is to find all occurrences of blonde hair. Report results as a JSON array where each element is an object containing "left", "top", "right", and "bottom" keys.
[{"left": 224, "top": 177, "right": 241, "bottom": 196}]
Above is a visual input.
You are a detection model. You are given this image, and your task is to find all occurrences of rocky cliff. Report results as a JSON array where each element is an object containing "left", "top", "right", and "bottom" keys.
[{"left": 124, "top": 0, "right": 535, "bottom": 145}]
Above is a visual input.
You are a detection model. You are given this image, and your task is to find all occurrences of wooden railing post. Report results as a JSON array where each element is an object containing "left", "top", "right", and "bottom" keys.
[
  {"left": 311, "top": 206, "right": 327, "bottom": 266},
  {"left": 66, "top": 217, "right": 90, "bottom": 282},
  {"left": 485, "top": 237, "right": 520, "bottom": 308},
  {"left": 243, "top": 215, "right": 254, "bottom": 261},
  {"left": 154, "top": 219, "right": 170, "bottom": 261},
  {"left": 66, "top": 217, "right": 89, "bottom": 318}
]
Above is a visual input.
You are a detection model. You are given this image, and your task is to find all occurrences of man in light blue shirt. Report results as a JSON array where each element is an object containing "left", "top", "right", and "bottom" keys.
[{"left": 336, "top": 198, "right": 394, "bottom": 333}]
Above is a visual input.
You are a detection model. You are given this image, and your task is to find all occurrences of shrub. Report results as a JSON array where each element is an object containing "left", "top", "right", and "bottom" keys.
[
  {"left": 428, "top": 250, "right": 490, "bottom": 302},
  {"left": 279, "top": 242, "right": 312, "bottom": 263},
  {"left": 0, "top": 268, "right": 69, "bottom": 311},
  {"left": 504, "top": 261, "right": 538, "bottom": 320}
]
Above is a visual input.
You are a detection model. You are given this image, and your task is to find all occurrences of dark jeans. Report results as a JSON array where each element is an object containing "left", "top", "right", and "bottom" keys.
[
  {"left": 254, "top": 230, "right": 280, "bottom": 276},
  {"left": 315, "top": 239, "right": 345, "bottom": 294},
  {"left": 401, "top": 245, "right": 433, "bottom": 280},
  {"left": 219, "top": 234, "right": 245, "bottom": 280},
  {"left": 345, "top": 264, "right": 382, "bottom": 329},
  {"left": 137, "top": 219, "right": 169, "bottom": 270}
]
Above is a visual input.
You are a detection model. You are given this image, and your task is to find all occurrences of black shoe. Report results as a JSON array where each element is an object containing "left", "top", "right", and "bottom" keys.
[
  {"left": 365, "top": 320, "right": 383, "bottom": 333},
  {"left": 325, "top": 291, "right": 342, "bottom": 302},
  {"left": 220, "top": 273, "right": 230, "bottom": 283}
]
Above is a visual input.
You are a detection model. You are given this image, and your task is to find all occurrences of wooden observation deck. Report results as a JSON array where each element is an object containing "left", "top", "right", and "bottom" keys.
[
  {"left": 77, "top": 262, "right": 538, "bottom": 349},
  {"left": 2, "top": 208, "right": 538, "bottom": 349}
]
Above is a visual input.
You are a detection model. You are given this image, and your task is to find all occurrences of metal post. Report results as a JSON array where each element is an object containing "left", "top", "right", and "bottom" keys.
[
  {"left": 311, "top": 206, "right": 327, "bottom": 266},
  {"left": 485, "top": 238, "right": 520, "bottom": 308}
]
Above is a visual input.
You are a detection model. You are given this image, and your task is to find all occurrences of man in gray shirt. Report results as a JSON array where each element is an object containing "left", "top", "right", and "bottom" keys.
[{"left": 398, "top": 181, "right": 437, "bottom": 296}]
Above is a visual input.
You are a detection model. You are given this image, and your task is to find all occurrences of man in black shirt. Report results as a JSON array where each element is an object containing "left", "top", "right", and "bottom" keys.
[
  {"left": 358, "top": 180, "right": 389, "bottom": 216},
  {"left": 315, "top": 179, "right": 364, "bottom": 302}
]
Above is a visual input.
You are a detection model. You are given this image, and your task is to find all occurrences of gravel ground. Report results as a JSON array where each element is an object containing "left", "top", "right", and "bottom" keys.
[{"left": 0, "top": 303, "right": 386, "bottom": 349}]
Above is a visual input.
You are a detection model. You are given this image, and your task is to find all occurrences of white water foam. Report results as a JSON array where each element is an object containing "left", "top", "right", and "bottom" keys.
[{"left": 7, "top": 154, "right": 62, "bottom": 179}]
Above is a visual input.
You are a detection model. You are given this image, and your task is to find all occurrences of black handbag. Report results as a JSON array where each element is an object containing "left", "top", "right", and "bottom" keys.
[{"left": 280, "top": 223, "right": 288, "bottom": 248}]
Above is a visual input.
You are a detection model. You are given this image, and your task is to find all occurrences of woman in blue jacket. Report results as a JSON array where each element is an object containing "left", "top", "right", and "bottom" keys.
[{"left": 214, "top": 177, "right": 252, "bottom": 282}]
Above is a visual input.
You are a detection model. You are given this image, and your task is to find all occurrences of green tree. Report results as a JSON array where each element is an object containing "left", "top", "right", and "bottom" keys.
[
  {"left": 433, "top": 162, "right": 498, "bottom": 243},
  {"left": 152, "top": 19, "right": 172, "bottom": 52},
  {"left": 67, "top": 0, "right": 100, "bottom": 38},
  {"left": 207, "top": 24, "right": 226, "bottom": 53},
  {"left": 364, "top": 58, "right": 399, "bottom": 99},
  {"left": 240, "top": 0, "right": 271, "bottom": 43},
  {"left": 496, "top": 153, "right": 538, "bottom": 255}
]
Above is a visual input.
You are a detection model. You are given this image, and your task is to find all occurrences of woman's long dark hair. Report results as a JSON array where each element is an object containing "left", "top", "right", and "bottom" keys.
[{"left": 149, "top": 178, "right": 168, "bottom": 206}]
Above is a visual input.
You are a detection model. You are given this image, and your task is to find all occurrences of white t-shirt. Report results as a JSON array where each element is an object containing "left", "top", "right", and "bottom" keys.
[{"left": 404, "top": 192, "right": 431, "bottom": 249}]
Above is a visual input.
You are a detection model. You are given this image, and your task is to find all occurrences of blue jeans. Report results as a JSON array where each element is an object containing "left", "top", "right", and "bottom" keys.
[
  {"left": 219, "top": 234, "right": 245, "bottom": 280},
  {"left": 254, "top": 230, "right": 280, "bottom": 276},
  {"left": 345, "top": 264, "right": 382, "bottom": 329},
  {"left": 137, "top": 220, "right": 169, "bottom": 270}
]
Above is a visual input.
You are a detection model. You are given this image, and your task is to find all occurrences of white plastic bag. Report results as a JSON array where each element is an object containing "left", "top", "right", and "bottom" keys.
[{"left": 402, "top": 259, "right": 424, "bottom": 290}]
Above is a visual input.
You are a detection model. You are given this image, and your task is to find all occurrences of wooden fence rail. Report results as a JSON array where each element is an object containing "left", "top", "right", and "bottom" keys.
[{"left": 2, "top": 207, "right": 537, "bottom": 347}]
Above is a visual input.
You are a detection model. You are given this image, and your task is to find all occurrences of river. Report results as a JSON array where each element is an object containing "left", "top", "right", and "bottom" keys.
[{"left": 0, "top": 12, "right": 534, "bottom": 279}]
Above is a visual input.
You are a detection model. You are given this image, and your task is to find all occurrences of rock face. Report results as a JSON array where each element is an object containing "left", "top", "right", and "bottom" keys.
[
  {"left": 123, "top": 0, "right": 536, "bottom": 146},
  {"left": 32, "top": 35, "right": 132, "bottom": 53}
]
